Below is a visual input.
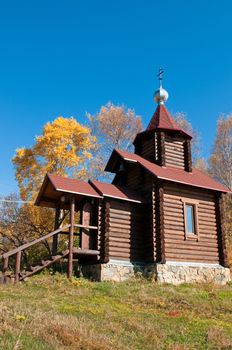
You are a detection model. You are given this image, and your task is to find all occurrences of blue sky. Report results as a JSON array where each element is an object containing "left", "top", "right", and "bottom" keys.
[{"left": 1, "top": 0, "right": 232, "bottom": 195}]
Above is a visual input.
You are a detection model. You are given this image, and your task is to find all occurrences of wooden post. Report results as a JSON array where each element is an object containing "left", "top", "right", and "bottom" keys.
[
  {"left": 215, "top": 193, "right": 229, "bottom": 267},
  {"left": 68, "top": 197, "right": 75, "bottom": 278},
  {"left": 155, "top": 181, "right": 165, "bottom": 263},
  {"left": 157, "top": 131, "right": 165, "bottom": 166},
  {"left": 103, "top": 201, "right": 110, "bottom": 263},
  {"left": 3, "top": 257, "right": 9, "bottom": 276},
  {"left": 184, "top": 139, "right": 192, "bottom": 172},
  {"left": 52, "top": 206, "right": 60, "bottom": 256},
  {"left": 15, "top": 251, "right": 21, "bottom": 283}
]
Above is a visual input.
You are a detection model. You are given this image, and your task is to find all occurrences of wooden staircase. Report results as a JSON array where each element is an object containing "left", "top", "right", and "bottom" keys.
[
  {"left": 19, "top": 250, "right": 69, "bottom": 281},
  {"left": 0, "top": 221, "right": 99, "bottom": 284}
]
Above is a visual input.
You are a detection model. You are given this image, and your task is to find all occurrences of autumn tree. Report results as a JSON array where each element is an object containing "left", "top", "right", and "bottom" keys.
[
  {"left": 13, "top": 116, "right": 97, "bottom": 200},
  {"left": 4, "top": 117, "right": 96, "bottom": 261},
  {"left": 0, "top": 194, "right": 55, "bottom": 265},
  {"left": 208, "top": 114, "right": 232, "bottom": 266},
  {"left": 209, "top": 115, "right": 232, "bottom": 190},
  {"left": 87, "top": 103, "right": 143, "bottom": 179}
]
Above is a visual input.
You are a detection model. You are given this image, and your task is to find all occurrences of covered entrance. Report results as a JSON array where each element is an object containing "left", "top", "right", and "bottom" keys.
[{"left": 35, "top": 173, "right": 103, "bottom": 278}]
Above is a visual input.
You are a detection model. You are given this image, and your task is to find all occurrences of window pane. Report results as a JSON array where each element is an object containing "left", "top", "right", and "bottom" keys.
[{"left": 186, "top": 205, "right": 195, "bottom": 234}]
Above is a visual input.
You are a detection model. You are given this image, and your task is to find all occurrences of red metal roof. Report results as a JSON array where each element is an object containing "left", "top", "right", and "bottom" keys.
[
  {"left": 89, "top": 180, "right": 146, "bottom": 203},
  {"left": 134, "top": 105, "right": 191, "bottom": 144},
  {"left": 47, "top": 174, "right": 102, "bottom": 198},
  {"left": 147, "top": 104, "right": 179, "bottom": 130},
  {"left": 108, "top": 149, "right": 231, "bottom": 193}
]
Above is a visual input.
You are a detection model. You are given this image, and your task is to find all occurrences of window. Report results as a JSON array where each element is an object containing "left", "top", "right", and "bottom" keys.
[
  {"left": 182, "top": 201, "right": 199, "bottom": 240},
  {"left": 185, "top": 205, "right": 195, "bottom": 234}
]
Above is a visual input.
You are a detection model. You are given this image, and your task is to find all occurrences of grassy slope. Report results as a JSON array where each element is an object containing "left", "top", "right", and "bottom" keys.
[{"left": 0, "top": 274, "right": 232, "bottom": 350}]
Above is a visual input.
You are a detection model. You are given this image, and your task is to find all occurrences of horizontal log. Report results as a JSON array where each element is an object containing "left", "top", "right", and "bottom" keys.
[
  {"left": 198, "top": 217, "right": 216, "bottom": 224},
  {"left": 165, "top": 156, "right": 185, "bottom": 163},
  {"left": 165, "top": 247, "right": 219, "bottom": 257},
  {"left": 166, "top": 256, "right": 219, "bottom": 263},
  {"left": 163, "top": 199, "right": 183, "bottom": 207},
  {"left": 165, "top": 245, "right": 218, "bottom": 254},
  {"left": 109, "top": 243, "right": 146, "bottom": 250},
  {"left": 108, "top": 222, "right": 131, "bottom": 229},
  {"left": 109, "top": 227, "right": 131, "bottom": 234},
  {"left": 110, "top": 236, "right": 146, "bottom": 245},
  {"left": 165, "top": 251, "right": 219, "bottom": 259},
  {"left": 110, "top": 248, "right": 143, "bottom": 255},
  {"left": 164, "top": 218, "right": 184, "bottom": 225},
  {"left": 199, "top": 223, "right": 217, "bottom": 229},
  {"left": 165, "top": 153, "right": 185, "bottom": 161},
  {"left": 164, "top": 187, "right": 213, "bottom": 200},
  {"left": 164, "top": 232, "right": 217, "bottom": 242},
  {"left": 108, "top": 217, "right": 131, "bottom": 225},
  {"left": 165, "top": 151, "right": 184, "bottom": 159},
  {"left": 164, "top": 210, "right": 184, "bottom": 217},
  {"left": 198, "top": 202, "right": 216, "bottom": 209},
  {"left": 164, "top": 224, "right": 185, "bottom": 230},
  {"left": 164, "top": 238, "right": 218, "bottom": 248}
]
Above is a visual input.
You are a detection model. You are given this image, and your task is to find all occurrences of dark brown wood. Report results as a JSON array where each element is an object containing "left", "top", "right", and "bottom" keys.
[
  {"left": 155, "top": 181, "right": 165, "bottom": 263},
  {"left": 15, "top": 251, "right": 21, "bottom": 283},
  {"left": 68, "top": 197, "right": 75, "bottom": 279},
  {"left": 215, "top": 193, "right": 229, "bottom": 267},
  {"left": 19, "top": 250, "right": 69, "bottom": 281},
  {"left": 184, "top": 139, "right": 192, "bottom": 172},
  {"left": 3, "top": 257, "right": 9, "bottom": 275},
  {"left": 73, "top": 248, "right": 99, "bottom": 256},
  {"left": 52, "top": 206, "right": 60, "bottom": 255},
  {"left": 103, "top": 201, "right": 110, "bottom": 263},
  {"left": 156, "top": 131, "right": 165, "bottom": 166},
  {"left": 162, "top": 182, "right": 220, "bottom": 264},
  {"left": 164, "top": 137, "right": 185, "bottom": 169},
  {"left": 80, "top": 202, "right": 95, "bottom": 250},
  {"left": 1, "top": 225, "right": 71, "bottom": 260}
]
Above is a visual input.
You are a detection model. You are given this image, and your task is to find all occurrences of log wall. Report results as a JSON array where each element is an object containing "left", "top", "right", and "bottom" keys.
[
  {"left": 164, "top": 137, "right": 185, "bottom": 169},
  {"left": 105, "top": 199, "right": 150, "bottom": 262},
  {"left": 139, "top": 138, "right": 155, "bottom": 161},
  {"left": 162, "top": 182, "right": 220, "bottom": 264}
]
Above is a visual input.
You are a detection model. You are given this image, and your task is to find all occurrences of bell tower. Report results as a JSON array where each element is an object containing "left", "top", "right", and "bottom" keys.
[{"left": 134, "top": 69, "right": 192, "bottom": 172}]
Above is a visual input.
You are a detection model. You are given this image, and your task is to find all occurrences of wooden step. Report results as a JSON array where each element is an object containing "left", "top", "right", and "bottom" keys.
[{"left": 19, "top": 250, "right": 70, "bottom": 281}]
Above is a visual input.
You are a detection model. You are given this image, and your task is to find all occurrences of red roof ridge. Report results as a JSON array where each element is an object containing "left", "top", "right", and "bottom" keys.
[
  {"left": 111, "top": 149, "right": 231, "bottom": 193},
  {"left": 89, "top": 179, "right": 146, "bottom": 203}
]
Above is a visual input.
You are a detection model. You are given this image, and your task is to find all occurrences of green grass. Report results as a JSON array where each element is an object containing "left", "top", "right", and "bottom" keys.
[{"left": 0, "top": 274, "right": 232, "bottom": 350}]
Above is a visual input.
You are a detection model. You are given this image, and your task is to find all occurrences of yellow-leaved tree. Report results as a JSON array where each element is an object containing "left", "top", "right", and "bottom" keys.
[
  {"left": 0, "top": 117, "right": 97, "bottom": 264},
  {"left": 13, "top": 116, "right": 96, "bottom": 200}
]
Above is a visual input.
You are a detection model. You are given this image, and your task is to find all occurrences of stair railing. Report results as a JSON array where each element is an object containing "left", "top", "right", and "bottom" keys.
[
  {"left": 0, "top": 223, "right": 99, "bottom": 283},
  {"left": 0, "top": 225, "right": 71, "bottom": 282}
]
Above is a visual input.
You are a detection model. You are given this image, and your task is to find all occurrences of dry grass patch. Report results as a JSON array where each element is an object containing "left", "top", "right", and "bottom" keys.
[{"left": 0, "top": 274, "right": 232, "bottom": 349}]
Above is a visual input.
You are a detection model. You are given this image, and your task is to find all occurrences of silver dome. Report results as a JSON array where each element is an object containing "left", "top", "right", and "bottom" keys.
[{"left": 153, "top": 87, "right": 169, "bottom": 105}]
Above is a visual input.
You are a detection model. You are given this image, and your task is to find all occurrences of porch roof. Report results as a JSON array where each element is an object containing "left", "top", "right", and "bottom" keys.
[
  {"left": 35, "top": 173, "right": 146, "bottom": 208},
  {"left": 35, "top": 173, "right": 102, "bottom": 208}
]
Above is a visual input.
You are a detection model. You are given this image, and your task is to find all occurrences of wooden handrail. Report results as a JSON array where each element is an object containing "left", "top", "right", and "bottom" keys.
[
  {"left": 74, "top": 224, "right": 98, "bottom": 230},
  {"left": 0, "top": 223, "right": 98, "bottom": 261},
  {"left": 0, "top": 225, "right": 71, "bottom": 260}
]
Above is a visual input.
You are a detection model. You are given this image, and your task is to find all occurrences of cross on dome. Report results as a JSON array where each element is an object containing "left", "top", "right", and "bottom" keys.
[{"left": 154, "top": 67, "right": 169, "bottom": 105}]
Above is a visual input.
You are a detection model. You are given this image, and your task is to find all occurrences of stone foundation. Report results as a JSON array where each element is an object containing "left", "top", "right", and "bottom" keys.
[
  {"left": 155, "top": 262, "right": 231, "bottom": 285},
  {"left": 78, "top": 260, "right": 231, "bottom": 285}
]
